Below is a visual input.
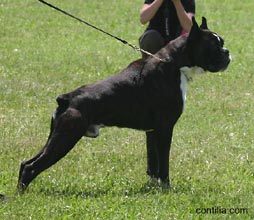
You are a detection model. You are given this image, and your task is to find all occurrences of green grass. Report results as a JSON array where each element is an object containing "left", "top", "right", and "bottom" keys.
[{"left": 1, "top": 0, "right": 254, "bottom": 219}]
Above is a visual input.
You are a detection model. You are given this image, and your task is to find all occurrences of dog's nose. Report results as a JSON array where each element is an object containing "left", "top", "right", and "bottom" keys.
[
  {"left": 223, "top": 48, "right": 230, "bottom": 56},
  {"left": 222, "top": 48, "right": 231, "bottom": 61}
]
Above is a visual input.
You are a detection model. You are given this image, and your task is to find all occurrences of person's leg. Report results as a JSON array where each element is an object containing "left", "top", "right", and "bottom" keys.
[{"left": 139, "top": 30, "right": 165, "bottom": 59}]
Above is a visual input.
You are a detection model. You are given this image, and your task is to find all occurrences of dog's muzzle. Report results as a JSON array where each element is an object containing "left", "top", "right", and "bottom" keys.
[{"left": 208, "top": 48, "right": 231, "bottom": 72}]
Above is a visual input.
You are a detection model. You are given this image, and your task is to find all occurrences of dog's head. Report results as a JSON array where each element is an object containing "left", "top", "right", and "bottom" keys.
[{"left": 186, "top": 17, "right": 231, "bottom": 72}]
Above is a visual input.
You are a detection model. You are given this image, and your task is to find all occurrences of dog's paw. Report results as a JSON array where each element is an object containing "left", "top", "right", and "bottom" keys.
[
  {"left": 84, "top": 125, "right": 100, "bottom": 138},
  {"left": 140, "top": 177, "right": 170, "bottom": 193},
  {"left": 0, "top": 194, "right": 5, "bottom": 200},
  {"left": 157, "top": 178, "right": 170, "bottom": 191}
]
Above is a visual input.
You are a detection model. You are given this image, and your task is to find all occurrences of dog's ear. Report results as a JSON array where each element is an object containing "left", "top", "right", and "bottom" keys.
[
  {"left": 188, "top": 16, "right": 201, "bottom": 41},
  {"left": 200, "top": 16, "right": 208, "bottom": 29}
]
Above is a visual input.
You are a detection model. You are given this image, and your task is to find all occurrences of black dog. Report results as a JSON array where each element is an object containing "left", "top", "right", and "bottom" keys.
[{"left": 18, "top": 17, "right": 230, "bottom": 191}]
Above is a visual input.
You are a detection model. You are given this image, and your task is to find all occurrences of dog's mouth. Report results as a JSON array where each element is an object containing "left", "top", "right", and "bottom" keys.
[
  {"left": 221, "top": 55, "right": 231, "bottom": 71},
  {"left": 219, "top": 49, "right": 232, "bottom": 71},
  {"left": 207, "top": 50, "right": 231, "bottom": 72}
]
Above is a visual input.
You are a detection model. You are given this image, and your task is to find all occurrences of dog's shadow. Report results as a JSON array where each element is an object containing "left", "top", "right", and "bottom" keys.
[
  {"left": 37, "top": 186, "right": 111, "bottom": 199},
  {"left": 36, "top": 180, "right": 179, "bottom": 198}
]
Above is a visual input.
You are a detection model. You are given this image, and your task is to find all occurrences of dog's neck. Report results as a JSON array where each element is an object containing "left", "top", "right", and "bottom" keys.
[
  {"left": 154, "top": 35, "right": 205, "bottom": 81},
  {"left": 157, "top": 35, "right": 188, "bottom": 64}
]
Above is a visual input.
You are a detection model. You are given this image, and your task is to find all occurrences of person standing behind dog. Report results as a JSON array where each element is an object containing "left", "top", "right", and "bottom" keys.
[{"left": 139, "top": 0, "right": 195, "bottom": 59}]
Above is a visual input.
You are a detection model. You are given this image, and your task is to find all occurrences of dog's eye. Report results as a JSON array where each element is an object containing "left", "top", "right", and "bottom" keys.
[
  {"left": 211, "top": 33, "right": 224, "bottom": 48},
  {"left": 217, "top": 37, "right": 224, "bottom": 48}
]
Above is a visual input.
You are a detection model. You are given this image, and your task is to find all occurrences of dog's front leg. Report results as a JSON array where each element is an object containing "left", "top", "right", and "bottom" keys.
[
  {"left": 146, "top": 131, "right": 158, "bottom": 178},
  {"left": 155, "top": 125, "right": 174, "bottom": 187}
]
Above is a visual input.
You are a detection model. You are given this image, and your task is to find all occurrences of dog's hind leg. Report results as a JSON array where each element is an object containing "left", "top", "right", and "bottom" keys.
[
  {"left": 18, "top": 117, "right": 55, "bottom": 184},
  {"left": 17, "top": 107, "right": 86, "bottom": 192}
]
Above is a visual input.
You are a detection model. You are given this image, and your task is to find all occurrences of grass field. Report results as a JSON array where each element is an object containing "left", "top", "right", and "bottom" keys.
[{"left": 1, "top": 0, "right": 254, "bottom": 219}]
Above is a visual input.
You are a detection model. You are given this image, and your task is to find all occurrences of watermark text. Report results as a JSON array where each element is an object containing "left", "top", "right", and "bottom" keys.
[{"left": 195, "top": 206, "right": 248, "bottom": 215}]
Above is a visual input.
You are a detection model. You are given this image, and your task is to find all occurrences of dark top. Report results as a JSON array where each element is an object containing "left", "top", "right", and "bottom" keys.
[{"left": 144, "top": 0, "right": 195, "bottom": 41}]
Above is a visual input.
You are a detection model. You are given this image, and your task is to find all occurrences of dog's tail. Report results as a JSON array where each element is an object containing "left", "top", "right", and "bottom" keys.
[
  {"left": 47, "top": 94, "right": 70, "bottom": 137},
  {"left": 57, "top": 94, "right": 69, "bottom": 107},
  {"left": 43, "top": 94, "right": 72, "bottom": 151},
  {"left": 55, "top": 94, "right": 70, "bottom": 118}
]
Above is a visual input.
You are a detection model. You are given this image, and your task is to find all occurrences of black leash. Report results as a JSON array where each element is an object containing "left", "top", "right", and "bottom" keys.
[{"left": 38, "top": 0, "right": 168, "bottom": 62}]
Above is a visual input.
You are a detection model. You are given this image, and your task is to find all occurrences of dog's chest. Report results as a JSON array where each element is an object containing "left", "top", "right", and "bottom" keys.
[
  {"left": 180, "top": 72, "right": 187, "bottom": 106},
  {"left": 180, "top": 66, "right": 204, "bottom": 108}
]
